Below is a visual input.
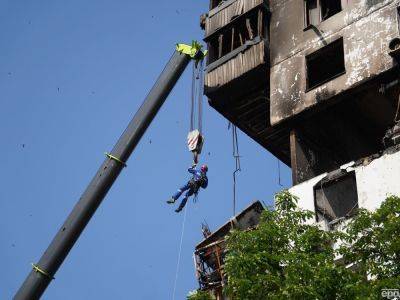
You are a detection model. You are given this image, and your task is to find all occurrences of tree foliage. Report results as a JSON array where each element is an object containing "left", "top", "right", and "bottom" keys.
[
  {"left": 223, "top": 191, "right": 400, "bottom": 300},
  {"left": 187, "top": 289, "right": 215, "bottom": 300}
]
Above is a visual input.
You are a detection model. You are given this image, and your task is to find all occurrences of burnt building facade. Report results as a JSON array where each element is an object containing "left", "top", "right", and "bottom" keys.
[
  {"left": 270, "top": 0, "right": 400, "bottom": 184},
  {"left": 203, "top": 0, "right": 400, "bottom": 185},
  {"left": 196, "top": 0, "right": 400, "bottom": 296}
]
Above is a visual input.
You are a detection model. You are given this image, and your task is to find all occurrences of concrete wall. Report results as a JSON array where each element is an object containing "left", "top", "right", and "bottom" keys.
[
  {"left": 356, "top": 149, "right": 400, "bottom": 210},
  {"left": 269, "top": 0, "right": 400, "bottom": 125},
  {"left": 289, "top": 148, "right": 400, "bottom": 224}
]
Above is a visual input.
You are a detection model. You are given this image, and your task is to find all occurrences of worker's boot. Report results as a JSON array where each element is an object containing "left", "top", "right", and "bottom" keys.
[
  {"left": 167, "top": 198, "right": 175, "bottom": 204},
  {"left": 175, "top": 198, "right": 187, "bottom": 213}
]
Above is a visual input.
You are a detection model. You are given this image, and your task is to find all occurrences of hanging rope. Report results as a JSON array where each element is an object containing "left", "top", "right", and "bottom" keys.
[
  {"left": 277, "top": 159, "right": 283, "bottom": 187},
  {"left": 232, "top": 124, "right": 241, "bottom": 216},
  {"left": 190, "top": 60, "right": 204, "bottom": 133},
  {"left": 197, "top": 59, "right": 204, "bottom": 134},
  {"left": 189, "top": 60, "right": 205, "bottom": 165},
  {"left": 172, "top": 205, "right": 188, "bottom": 300},
  {"left": 190, "top": 62, "right": 196, "bottom": 132}
]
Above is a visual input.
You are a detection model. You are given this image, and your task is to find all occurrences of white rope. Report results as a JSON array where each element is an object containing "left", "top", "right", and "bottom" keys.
[{"left": 172, "top": 204, "right": 188, "bottom": 300}]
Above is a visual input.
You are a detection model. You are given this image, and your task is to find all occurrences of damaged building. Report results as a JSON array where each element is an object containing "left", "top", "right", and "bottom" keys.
[
  {"left": 195, "top": 0, "right": 400, "bottom": 296},
  {"left": 193, "top": 201, "right": 264, "bottom": 299},
  {"left": 270, "top": 0, "right": 400, "bottom": 184}
]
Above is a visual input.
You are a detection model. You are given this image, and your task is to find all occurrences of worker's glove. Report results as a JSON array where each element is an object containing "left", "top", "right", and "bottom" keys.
[{"left": 191, "top": 163, "right": 197, "bottom": 168}]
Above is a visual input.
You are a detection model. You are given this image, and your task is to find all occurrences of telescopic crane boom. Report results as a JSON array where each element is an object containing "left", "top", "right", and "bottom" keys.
[{"left": 14, "top": 42, "right": 205, "bottom": 300}]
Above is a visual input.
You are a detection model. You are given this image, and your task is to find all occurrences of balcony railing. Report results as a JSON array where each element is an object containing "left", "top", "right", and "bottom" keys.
[
  {"left": 206, "top": 0, "right": 266, "bottom": 37},
  {"left": 205, "top": 37, "right": 266, "bottom": 93}
]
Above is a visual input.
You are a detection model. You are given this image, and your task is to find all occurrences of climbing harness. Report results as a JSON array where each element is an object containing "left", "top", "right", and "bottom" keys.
[
  {"left": 188, "top": 179, "right": 200, "bottom": 194},
  {"left": 172, "top": 205, "right": 188, "bottom": 300},
  {"left": 187, "top": 57, "right": 205, "bottom": 165},
  {"left": 190, "top": 173, "right": 207, "bottom": 204}
]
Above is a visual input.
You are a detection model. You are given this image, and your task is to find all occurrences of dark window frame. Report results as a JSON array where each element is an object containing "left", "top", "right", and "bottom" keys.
[
  {"left": 304, "top": 0, "right": 342, "bottom": 29},
  {"left": 313, "top": 171, "right": 359, "bottom": 224},
  {"left": 304, "top": 0, "right": 319, "bottom": 28},
  {"left": 210, "top": 0, "right": 225, "bottom": 10},
  {"left": 305, "top": 37, "right": 346, "bottom": 91},
  {"left": 206, "top": 8, "right": 266, "bottom": 65}
]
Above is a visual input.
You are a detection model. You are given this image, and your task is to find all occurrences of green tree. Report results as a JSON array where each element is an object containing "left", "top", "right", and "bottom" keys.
[
  {"left": 223, "top": 191, "right": 400, "bottom": 300},
  {"left": 338, "top": 195, "right": 400, "bottom": 298},
  {"left": 187, "top": 289, "right": 215, "bottom": 300}
]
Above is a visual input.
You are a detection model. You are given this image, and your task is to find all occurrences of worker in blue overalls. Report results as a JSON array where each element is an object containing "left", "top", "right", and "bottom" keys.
[{"left": 167, "top": 164, "right": 208, "bottom": 213}]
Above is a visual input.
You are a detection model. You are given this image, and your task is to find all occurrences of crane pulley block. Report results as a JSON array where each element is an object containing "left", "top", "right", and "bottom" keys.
[{"left": 187, "top": 129, "right": 204, "bottom": 154}]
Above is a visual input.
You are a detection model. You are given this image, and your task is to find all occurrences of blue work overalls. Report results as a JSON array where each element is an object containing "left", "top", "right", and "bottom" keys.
[{"left": 172, "top": 167, "right": 208, "bottom": 212}]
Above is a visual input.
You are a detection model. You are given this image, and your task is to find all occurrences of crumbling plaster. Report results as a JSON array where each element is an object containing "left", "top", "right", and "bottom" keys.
[
  {"left": 288, "top": 149, "right": 400, "bottom": 223},
  {"left": 269, "top": 0, "right": 400, "bottom": 125}
]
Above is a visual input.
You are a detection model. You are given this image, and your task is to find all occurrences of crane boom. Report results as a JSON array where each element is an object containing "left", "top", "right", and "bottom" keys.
[{"left": 14, "top": 43, "right": 204, "bottom": 300}]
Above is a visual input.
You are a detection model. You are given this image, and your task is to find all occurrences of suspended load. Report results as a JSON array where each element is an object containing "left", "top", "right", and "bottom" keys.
[
  {"left": 188, "top": 55, "right": 205, "bottom": 165},
  {"left": 187, "top": 129, "right": 204, "bottom": 163}
]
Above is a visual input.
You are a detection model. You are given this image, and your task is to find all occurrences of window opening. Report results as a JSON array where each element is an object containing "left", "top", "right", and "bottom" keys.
[
  {"left": 304, "top": 0, "right": 342, "bottom": 27},
  {"left": 314, "top": 171, "right": 358, "bottom": 224},
  {"left": 306, "top": 38, "right": 345, "bottom": 90},
  {"left": 305, "top": 0, "right": 319, "bottom": 27},
  {"left": 210, "top": 0, "right": 225, "bottom": 10},
  {"left": 314, "top": 170, "right": 358, "bottom": 223},
  {"left": 207, "top": 9, "right": 265, "bottom": 64},
  {"left": 321, "top": 0, "right": 342, "bottom": 20}
]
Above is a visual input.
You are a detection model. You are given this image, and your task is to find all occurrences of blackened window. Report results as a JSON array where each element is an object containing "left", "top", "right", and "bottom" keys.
[
  {"left": 305, "top": 0, "right": 320, "bottom": 26},
  {"left": 210, "top": 0, "right": 224, "bottom": 10},
  {"left": 306, "top": 38, "right": 345, "bottom": 90},
  {"left": 304, "top": 0, "right": 342, "bottom": 27},
  {"left": 206, "top": 9, "right": 265, "bottom": 64},
  {"left": 321, "top": 0, "right": 342, "bottom": 20},
  {"left": 314, "top": 171, "right": 358, "bottom": 224}
]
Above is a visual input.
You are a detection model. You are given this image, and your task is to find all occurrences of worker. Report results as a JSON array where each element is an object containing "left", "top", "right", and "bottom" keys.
[{"left": 167, "top": 164, "right": 208, "bottom": 213}]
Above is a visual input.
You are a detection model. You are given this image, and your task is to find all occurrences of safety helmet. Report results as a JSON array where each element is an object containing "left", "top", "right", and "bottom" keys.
[{"left": 201, "top": 164, "right": 208, "bottom": 173}]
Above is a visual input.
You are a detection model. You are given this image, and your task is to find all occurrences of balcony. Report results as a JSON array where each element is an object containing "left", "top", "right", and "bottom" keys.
[
  {"left": 201, "top": 0, "right": 293, "bottom": 164},
  {"left": 206, "top": 0, "right": 266, "bottom": 37},
  {"left": 203, "top": 0, "right": 269, "bottom": 99}
]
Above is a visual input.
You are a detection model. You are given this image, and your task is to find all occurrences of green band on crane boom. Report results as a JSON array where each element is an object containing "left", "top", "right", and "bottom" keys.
[
  {"left": 105, "top": 152, "right": 127, "bottom": 167},
  {"left": 31, "top": 263, "right": 55, "bottom": 280},
  {"left": 176, "top": 41, "right": 208, "bottom": 60}
]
